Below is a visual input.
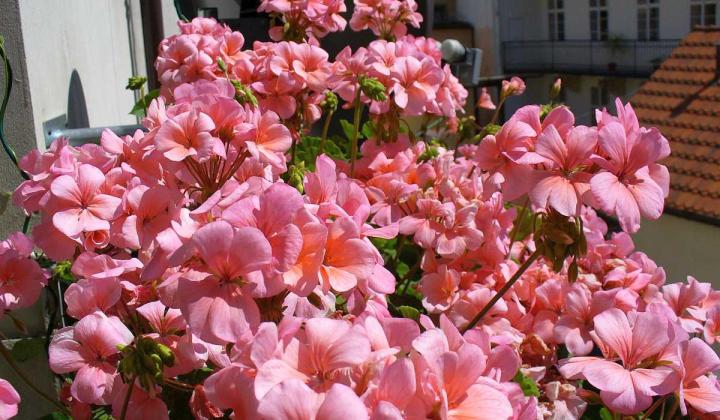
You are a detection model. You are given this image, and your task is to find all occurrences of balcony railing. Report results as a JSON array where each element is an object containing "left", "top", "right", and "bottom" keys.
[{"left": 502, "top": 39, "right": 680, "bottom": 77}]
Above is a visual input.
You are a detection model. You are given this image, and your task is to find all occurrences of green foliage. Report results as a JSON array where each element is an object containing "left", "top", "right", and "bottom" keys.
[
  {"left": 11, "top": 337, "right": 45, "bottom": 362},
  {"left": 398, "top": 305, "right": 420, "bottom": 320},
  {"left": 509, "top": 203, "right": 536, "bottom": 244},
  {"left": 129, "top": 88, "right": 160, "bottom": 118},
  {"left": 293, "top": 135, "right": 347, "bottom": 171},
  {"left": 512, "top": 370, "right": 540, "bottom": 397},
  {"left": 230, "top": 80, "right": 258, "bottom": 107},
  {"left": 361, "top": 121, "right": 375, "bottom": 139}
]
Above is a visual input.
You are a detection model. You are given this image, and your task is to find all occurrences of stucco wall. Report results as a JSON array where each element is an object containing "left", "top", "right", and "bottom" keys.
[
  {"left": 497, "top": 0, "right": 697, "bottom": 42},
  {"left": 633, "top": 213, "right": 720, "bottom": 286},
  {"left": 18, "top": 0, "right": 145, "bottom": 146}
]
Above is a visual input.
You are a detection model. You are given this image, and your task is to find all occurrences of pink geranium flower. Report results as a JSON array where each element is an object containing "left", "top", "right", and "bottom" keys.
[
  {"left": 590, "top": 100, "right": 670, "bottom": 233},
  {"left": 175, "top": 220, "right": 272, "bottom": 344},
  {"left": 391, "top": 56, "right": 444, "bottom": 116},
  {"left": 528, "top": 124, "right": 597, "bottom": 216},
  {"left": 50, "top": 164, "right": 121, "bottom": 238},
  {"left": 48, "top": 311, "right": 133, "bottom": 404},
  {"left": 319, "top": 217, "right": 376, "bottom": 293},
  {"left": 0, "top": 379, "right": 20, "bottom": 420},
  {"left": 477, "top": 87, "right": 496, "bottom": 110},
  {"left": 677, "top": 337, "right": 720, "bottom": 415},
  {"left": 257, "top": 380, "right": 368, "bottom": 420},
  {"left": 155, "top": 110, "right": 224, "bottom": 162},
  {"left": 559, "top": 309, "right": 680, "bottom": 415}
]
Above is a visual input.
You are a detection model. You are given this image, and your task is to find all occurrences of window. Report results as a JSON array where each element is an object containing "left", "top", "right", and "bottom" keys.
[
  {"left": 637, "top": 0, "right": 660, "bottom": 41},
  {"left": 591, "top": 85, "right": 610, "bottom": 122},
  {"left": 548, "top": 0, "right": 565, "bottom": 41},
  {"left": 691, "top": 0, "right": 718, "bottom": 27},
  {"left": 590, "top": 0, "right": 609, "bottom": 41}
]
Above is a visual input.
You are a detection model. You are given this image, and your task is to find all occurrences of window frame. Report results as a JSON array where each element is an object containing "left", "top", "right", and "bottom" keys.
[
  {"left": 637, "top": 0, "right": 660, "bottom": 41},
  {"left": 548, "top": 0, "right": 566, "bottom": 41},
  {"left": 590, "top": 0, "right": 609, "bottom": 41}
]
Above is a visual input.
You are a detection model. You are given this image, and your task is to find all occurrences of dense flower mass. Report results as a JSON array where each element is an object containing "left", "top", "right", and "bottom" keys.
[{"left": 0, "top": 2, "right": 719, "bottom": 419}]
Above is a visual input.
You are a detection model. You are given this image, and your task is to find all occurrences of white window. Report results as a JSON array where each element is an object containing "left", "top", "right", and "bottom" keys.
[
  {"left": 548, "top": 0, "right": 565, "bottom": 41},
  {"left": 691, "top": 0, "right": 718, "bottom": 27},
  {"left": 590, "top": 0, "right": 609, "bottom": 41},
  {"left": 638, "top": 0, "right": 660, "bottom": 41}
]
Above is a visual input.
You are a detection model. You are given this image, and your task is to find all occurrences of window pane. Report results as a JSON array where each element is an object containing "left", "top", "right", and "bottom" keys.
[
  {"left": 650, "top": 7, "right": 659, "bottom": 40},
  {"left": 548, "top": 0, "right": 555, "bottom": 10},
  {"left": 591, "top": 10, "right": 598, "bottom": 40},
  {"left": 692, "top": 4, "right": 702, "bottom": 27},
  {"left": 706, "top": 4, "right": 716, "bottom": 25},
  {"left": 557, "top": 0, "right": 564, "bottom": 9},
  {"left": 638, "top": 0, "right": 647, "bottom": 4},
  {"left": 558, "top": 12, "right": 565, "bottom": 40},
  {"left": 590, "top": 0, "right": 597, "bottom": 7},
  {"left": 549, "top": 12, "right": 556, "bottom": 39},
  {"left": 601, "top": 10, "right": 608, "bottom": 40},
  {"left": 638, "top": 8, "right": 647, "bottom": 40},
  {"left": 600, "top": 0, "right": 607, "bottom": 6}
]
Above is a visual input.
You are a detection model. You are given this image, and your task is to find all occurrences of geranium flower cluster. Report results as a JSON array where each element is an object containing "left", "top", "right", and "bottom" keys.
[
  {"left": 0, "top": 3, "right": 718, "bottom": 419},
  {"left": 258, "top": 0, "right": 347, "bottom": 42},
  {"left": 350, "top": 0, "right": 423, "bottom": 40}
]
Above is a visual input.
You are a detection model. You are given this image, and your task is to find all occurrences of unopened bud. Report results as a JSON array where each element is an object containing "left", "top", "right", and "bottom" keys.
[
  {"left": 359, "top": 76, "right": 387, "bottom": 102},
  {"left": 550, "top": 77, "right": 562, "bottom": 101},
  {"left": 320, "top": 91, "right": 338, "bottom": 113},
  {"left": 230, "top": 80, "right": 259, "bottom": 107},
  {"left": 126, "top": 75, "right": 147, "bottom": 91},
  {"left": 217, "top": 57, "right": 227, "bottom": 73}
]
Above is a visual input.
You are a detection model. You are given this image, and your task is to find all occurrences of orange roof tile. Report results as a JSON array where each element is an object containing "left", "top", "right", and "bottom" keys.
[{"left": 629, "top": 27, "right": 720, "bottom": 222}]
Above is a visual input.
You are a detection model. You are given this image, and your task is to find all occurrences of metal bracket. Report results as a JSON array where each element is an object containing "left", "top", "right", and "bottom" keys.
[{"left": 42, "top": 114, "right": 143, "bottom": 148}]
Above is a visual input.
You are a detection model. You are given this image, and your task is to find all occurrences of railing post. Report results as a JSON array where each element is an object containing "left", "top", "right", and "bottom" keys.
[{"left": 634, "top": 40, "right": 638, "bottom": 76}]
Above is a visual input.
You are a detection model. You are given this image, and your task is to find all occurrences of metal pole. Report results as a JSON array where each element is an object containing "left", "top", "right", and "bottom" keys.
[{"left": 45, "top": 125, "right": 145, "bottom": 147}]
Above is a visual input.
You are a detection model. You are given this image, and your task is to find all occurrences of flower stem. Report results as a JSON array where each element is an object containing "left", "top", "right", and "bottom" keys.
[
  {"left": 318, "top": 109, "right": 334, "bottom": 157},
  {"left": 461, "top": 249, "right": 541, "bottom": 333},
  {"left": 119, "top": 376, "right": 136, "bottom": 420},
  {"left": 0, "top": 341, "right": 69, "bottom": 414},
  {"left": 349, "top": 89, "right": 363, "bottom": 177},
  {"left": 641, "top": 395, "right": 670, "bottom": 420}
]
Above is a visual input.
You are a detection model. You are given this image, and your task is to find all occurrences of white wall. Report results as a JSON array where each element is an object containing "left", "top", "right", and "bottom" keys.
[
  {"left": 18, "top": 0, "right": 146, "bottom": 147},
  {"left": 634, "top": 214, "right": 720, "bottom": 287}
]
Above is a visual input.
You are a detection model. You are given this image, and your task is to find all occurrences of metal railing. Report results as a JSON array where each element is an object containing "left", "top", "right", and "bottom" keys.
[{"left": 502, "top": 39, "right": 680, "bottom": 77}]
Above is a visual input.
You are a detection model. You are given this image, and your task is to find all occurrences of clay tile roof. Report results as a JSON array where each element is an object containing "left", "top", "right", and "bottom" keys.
[{"left": 629, "top": 26, "right": 720, "bottom": 222}]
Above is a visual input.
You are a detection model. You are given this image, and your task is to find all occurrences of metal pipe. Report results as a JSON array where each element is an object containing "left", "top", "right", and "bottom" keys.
[{"left": 45, "top": 124, "right": 145, "bottom": 147}]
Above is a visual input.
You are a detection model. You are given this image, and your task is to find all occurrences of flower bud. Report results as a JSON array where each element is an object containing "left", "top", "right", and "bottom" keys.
[
  {"left": 359, "top": 76, "right": 387, "bottom": 102},
  {"left": 217, "top": 57, "right": 227, "bottom": 73},
  {"left": 320, "top": 91, "right": 338, "bottom": 113},
  {"left": 126, "top": 75, "right": 147, "bottom": 91},
  {"left": 230, "top": 80, "right": 259, "bottom": 107}
]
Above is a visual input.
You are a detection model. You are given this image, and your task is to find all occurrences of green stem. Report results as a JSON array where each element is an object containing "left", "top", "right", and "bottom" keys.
[
  {"left": 0, "top": 38, "right": 28, "bottom": 180},
  {"left": 0, "top": 341, "right": 69, "bottom": 414},
  {"left": 119, "top": 376, "right": 136, "bottom": 420},
  {"left": 641, "top": 395, "right": 670, "bottom": 420},
  {"left": 349, "top": 89, "right": 363, "bottom": 177},
  {"left": 489, "top": 95, "right": 507, "bottom": 125},
  {"left": 318, "top": 109, "right": 334, "bottom": 157},
  {"left": 461, "top": 250, "right": 541, "bottom": 333},
  {"left": 509, "top": 198, "right": 530, "bottom": 249}
]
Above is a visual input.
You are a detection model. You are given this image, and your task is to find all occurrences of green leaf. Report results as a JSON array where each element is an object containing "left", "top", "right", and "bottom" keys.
[
  {"left": 293, "top": 135, "right": 347, "bottom": 171},
  {"left": 512, "top": 370, "right": 540, "bottom": 397},
  {"left": 11, "top": 337, "right": 44, "bottom": 362},
  {"left": 396, "top": 261, "right": 410, "bottom": 279},
  {"left": 125, "top": 75, "right": 147, "bottom": 90},
  {"left": 398, "top": 305, "right": 420, "bottom": 320},
  {"left": 361, "top": 121, "right": 375, "bottom": 139},
  {"left": 340, "top": 119, "right": 356, "bottom": 141},
  {"left": 129, "top": 88, "right": 160, "bottom": 117},
  {"left": 598, "top": 407, "right": 613, "bottom": 420}
]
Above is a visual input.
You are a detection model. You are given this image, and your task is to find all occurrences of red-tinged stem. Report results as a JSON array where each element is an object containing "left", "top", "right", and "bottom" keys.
[
  {"left": 461, "top": 250, "right": 541, "bottom": 333},
  {"left": 119, "top": 376, "right": 136, "bottom": 420}
]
